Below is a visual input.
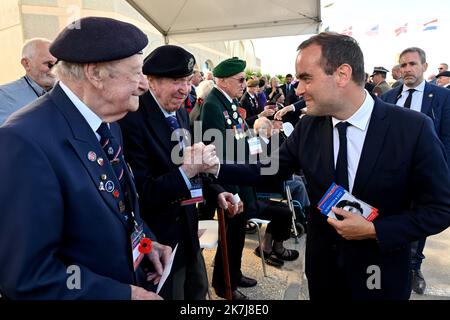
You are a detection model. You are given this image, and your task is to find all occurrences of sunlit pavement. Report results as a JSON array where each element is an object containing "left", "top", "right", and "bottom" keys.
[{"left": 202, "top": 225, "right": 450, "bottom": 300}]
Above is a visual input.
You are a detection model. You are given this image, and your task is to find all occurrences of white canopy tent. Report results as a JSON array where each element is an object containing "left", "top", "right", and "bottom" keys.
[{"left": 125, "top": 0, "right": 322, "bottom": 44}]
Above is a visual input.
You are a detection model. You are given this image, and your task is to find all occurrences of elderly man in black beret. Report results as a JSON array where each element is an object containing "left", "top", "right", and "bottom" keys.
[
  {"left": 119, "top": 45, "right": 237, "bottom": 300},
  {"left": 0, "top": 17, "right": 173, "bottom": 300},
  {"left": 436, "top": 70, "right": 450, "bottom": 88}
]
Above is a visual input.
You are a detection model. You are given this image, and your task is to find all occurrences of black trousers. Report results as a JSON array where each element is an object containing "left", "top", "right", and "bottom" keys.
[
  {"left": 253, "top": 200, "right": 292, "bottom": 241},
  {"left": 212, "top": 186, "right": 252, "bottom": 293}
]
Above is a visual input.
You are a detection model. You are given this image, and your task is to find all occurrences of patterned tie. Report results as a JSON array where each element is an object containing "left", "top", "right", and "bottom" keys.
[
  {"left": 403, "top": 89, "right": 416, "bottom": 109},
  {"left": 166, "top": 115, "right": 181, "bottom": 131},
  {"left": 335, "top": 122, "right": 351, "bottom": 191},
  {"left": 97, "top": 123, "right": 127, "bottom": 197},
  {"left": 166, "top": 115, "right": 184, "bottom": 157}
]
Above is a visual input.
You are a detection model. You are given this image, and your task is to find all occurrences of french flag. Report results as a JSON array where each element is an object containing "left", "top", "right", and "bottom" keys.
[{"left": 423, "top": 19, "right": 438, "bottom": 31}]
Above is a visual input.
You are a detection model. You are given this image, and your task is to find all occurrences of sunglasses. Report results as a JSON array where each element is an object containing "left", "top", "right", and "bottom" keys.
[
  {"left": 231, "top": 76, "right": 246, "bottom": 84},
  {"left": 46, "top": 61, "right": 58, "bottom": 69}
]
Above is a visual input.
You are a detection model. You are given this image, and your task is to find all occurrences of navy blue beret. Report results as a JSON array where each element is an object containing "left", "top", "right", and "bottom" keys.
[
  {"left": 50, "top": 17, "right": 148, "bottom": 63},
  {"left": 436, "top": 71, "right": 450, "bottom": 78},
  {"left": 143, "top": 45, "right": 196, "bottom": 78}
]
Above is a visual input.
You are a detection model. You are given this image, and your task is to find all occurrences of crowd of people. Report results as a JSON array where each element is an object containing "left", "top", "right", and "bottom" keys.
[{"left": 0, "top": 16, "right": 449, "bottom": 301}]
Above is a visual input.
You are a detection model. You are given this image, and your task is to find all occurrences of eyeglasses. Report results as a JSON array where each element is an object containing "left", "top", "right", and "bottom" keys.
[
  {"left": 438, "top": 67, "right": 444, "bottom": 71},
  {"left": 230, "top": 76, "right": 246, "bottom": 84},
  {"left": 46, "top": 61, "right": 58, "bottom": 69}
]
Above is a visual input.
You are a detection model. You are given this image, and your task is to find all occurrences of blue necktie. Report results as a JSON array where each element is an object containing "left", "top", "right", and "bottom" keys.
[
  {"left": 166, "top": 115, "right": 184, "bottom": 157},
  {"left": 166, "top": 115, "right": 181, "bottom": 131},
  {"left": 335, "top": 122, "right": 350, "bottom": 191},
  {"left": 97, "top": 123, "right": 127, "bottom": 201}
]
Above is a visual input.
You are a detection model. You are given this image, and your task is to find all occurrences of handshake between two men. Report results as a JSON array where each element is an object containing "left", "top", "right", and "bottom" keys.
[{"left": 180, "top": 142, "right": 243, "bottom": 217}]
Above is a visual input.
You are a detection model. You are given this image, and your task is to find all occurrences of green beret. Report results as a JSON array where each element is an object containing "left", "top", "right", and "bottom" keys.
[{"left": 213, "top": 57, "right": 246, "bottom": 78}]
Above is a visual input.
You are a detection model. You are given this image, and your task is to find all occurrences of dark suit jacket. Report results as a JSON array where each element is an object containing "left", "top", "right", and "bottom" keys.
[
  {"left": 0, "top": 84, "right": 153, "bottom": 299},
  {"left": 220, "top": 97, "right": 450, "bottom": 299},
  {"left": 240, "top": 91, "right": 262, "bottom": 127},
  {"left": 380, "top": 82, "right": 450, "bottom": 163},
  {"left": 281, "top": 82, "right": 299, "bottom": 105},
  {"left": 119, "top": 91, "right": 201, "bottom": 270}
]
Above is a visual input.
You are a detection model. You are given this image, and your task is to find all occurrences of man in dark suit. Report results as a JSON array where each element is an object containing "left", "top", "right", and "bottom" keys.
[
  {"left": 218, "top": 32, "right": 450, "bottom": 299},
  {"left": 0, "top": 17, "right": 172, "bottom": 300},
  {"left": 380, "top": 47, "right": 450, "bottom": 295},
  {"left": 280, "top": 73, "right": 299, "bottom": 106},
  {"left": 119, "top": 45, "right": 237, "bottom": 300}
]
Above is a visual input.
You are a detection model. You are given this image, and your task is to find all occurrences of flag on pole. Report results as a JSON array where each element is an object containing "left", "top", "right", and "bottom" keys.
[
  {"left": 365, "top": 25, "right": 379, "bottom": 36},
  {"left": 423, "top": 19, "right": 438, "bottom": 31},
  {"left": 341, "top": 26, "right": 352, "bottom": 36},
  {"left": 395, "top": 23, "right": 408, "bottom": 36}
]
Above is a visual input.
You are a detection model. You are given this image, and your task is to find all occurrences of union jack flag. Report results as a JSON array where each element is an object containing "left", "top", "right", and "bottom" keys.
[{"left": 395, "top": 23, "right": 408, "bottom": 36}]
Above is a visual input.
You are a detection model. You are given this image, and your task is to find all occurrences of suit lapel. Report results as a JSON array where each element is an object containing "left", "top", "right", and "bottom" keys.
[
  {"left": 420, "top": 82, "right": 433, "bottom": 116},
  {"left": 318, "top": 117, "right": 335, "bottom": 189},
  {"left": 49, "top": 85, "right": 127, "bottom": 227},
  {"left": 392, "top": 85, "right": 403, "bottom": 104},
  {"left": 143, "top": 92, "right": 174, "bottom": 155},
  {"left": 352, "top": 99, "right": 390, "bottom": 196}
]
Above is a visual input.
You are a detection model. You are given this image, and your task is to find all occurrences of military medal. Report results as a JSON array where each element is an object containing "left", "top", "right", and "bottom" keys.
[
  {"left": 238, "top": 118, "right": 243, "bottom": 124},
  {"left": 233, "top": 112, "right": 238, "bottom": 119},
  {"left": 227, "top": 119, "right": 232, "bottom": 125},
  {"left": 108, "top": 147, "right": 114, "bottom": 155},
  {"left": 233, "top": 126, "right": 240, "bottom": 140},
  {"left": 118, "top": 200, "right": 126, "bottom": 213},
  {"left": 101, "top": 174, "right": 107, "bottom": 181},
  {"left": 105, "top": 180, "right": 115, "bottom": 193},
  {"left": 98, "top": 182, "right": 105, "bottom": 191},
  {"left": 113, "top": 190, "right": 120, "bottom": 198},
  {"left": 97, "top": 158, "right": 104, "bottom": 166},
  {"left": 87, "top": 151, "right": 97, "bottom": 162}
]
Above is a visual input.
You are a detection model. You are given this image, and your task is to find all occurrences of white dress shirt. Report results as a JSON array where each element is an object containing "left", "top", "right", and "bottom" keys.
[
  {"left": 59, "top": 81, "right": 103, "bottom": 140},
  {"left": 332, "top": 90, "right": 375, "bottom": 193},
  {"left": 395, "top": 80, "right": 426, "bottom": 113}
]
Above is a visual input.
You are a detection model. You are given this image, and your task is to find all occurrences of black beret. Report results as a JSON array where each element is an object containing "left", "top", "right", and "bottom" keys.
[
  {"left": 213, "top": 57, "right": 246, "bottom": 78},
  {"left": 143, "top": 45, "right": 196, "bottom": 78},
  {"left": 436, "top": 71, "right": 450, "bottom": 78},
  {"left": 50, "top": 17, "right": 148, "bottom": 63}
]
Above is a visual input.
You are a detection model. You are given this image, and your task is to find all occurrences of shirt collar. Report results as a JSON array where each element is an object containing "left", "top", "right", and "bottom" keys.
[
  {"left": 332, "top": 89, "right": 374, "bottom": 131},
  {"left": 215, "top": 85, "right": 233, "bottom": 103},
  {"left": 59, "top": 81, "right": 103, "bottom": 134},
  {"left": 149, "top": 89, "right": 176, "bottom": 117},
  {"left": 24, "top": 75, "right": 46, "bottom": 95},
  {"left": 402, "top": 80, "right": 426, "bottom": 93}
]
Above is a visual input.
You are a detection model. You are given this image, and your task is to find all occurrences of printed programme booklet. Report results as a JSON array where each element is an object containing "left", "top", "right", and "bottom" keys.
[{"left": 317, "top": 183, "right": 379, "bottom": 221}]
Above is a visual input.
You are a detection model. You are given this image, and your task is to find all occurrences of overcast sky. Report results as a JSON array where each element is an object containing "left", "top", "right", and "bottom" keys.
[{"left": 252, "top": 0, "right": 449, "bottom": 81}]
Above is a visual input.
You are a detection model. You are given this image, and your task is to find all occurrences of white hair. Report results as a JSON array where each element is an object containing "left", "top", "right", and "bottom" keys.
[
  {"left": 21, "top": 38, "right": 52, "bottom": 59},
  {"left": 53, "top": 61, "right": 86, "bottom": 82},
  {"left": 196, "top": 80, "right": 215, "bottom": 100}
]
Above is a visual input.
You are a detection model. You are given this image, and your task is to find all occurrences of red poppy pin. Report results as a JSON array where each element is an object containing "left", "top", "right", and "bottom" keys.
[{"left": 138, "top": 237, "right": 152, "bottom": 254}]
